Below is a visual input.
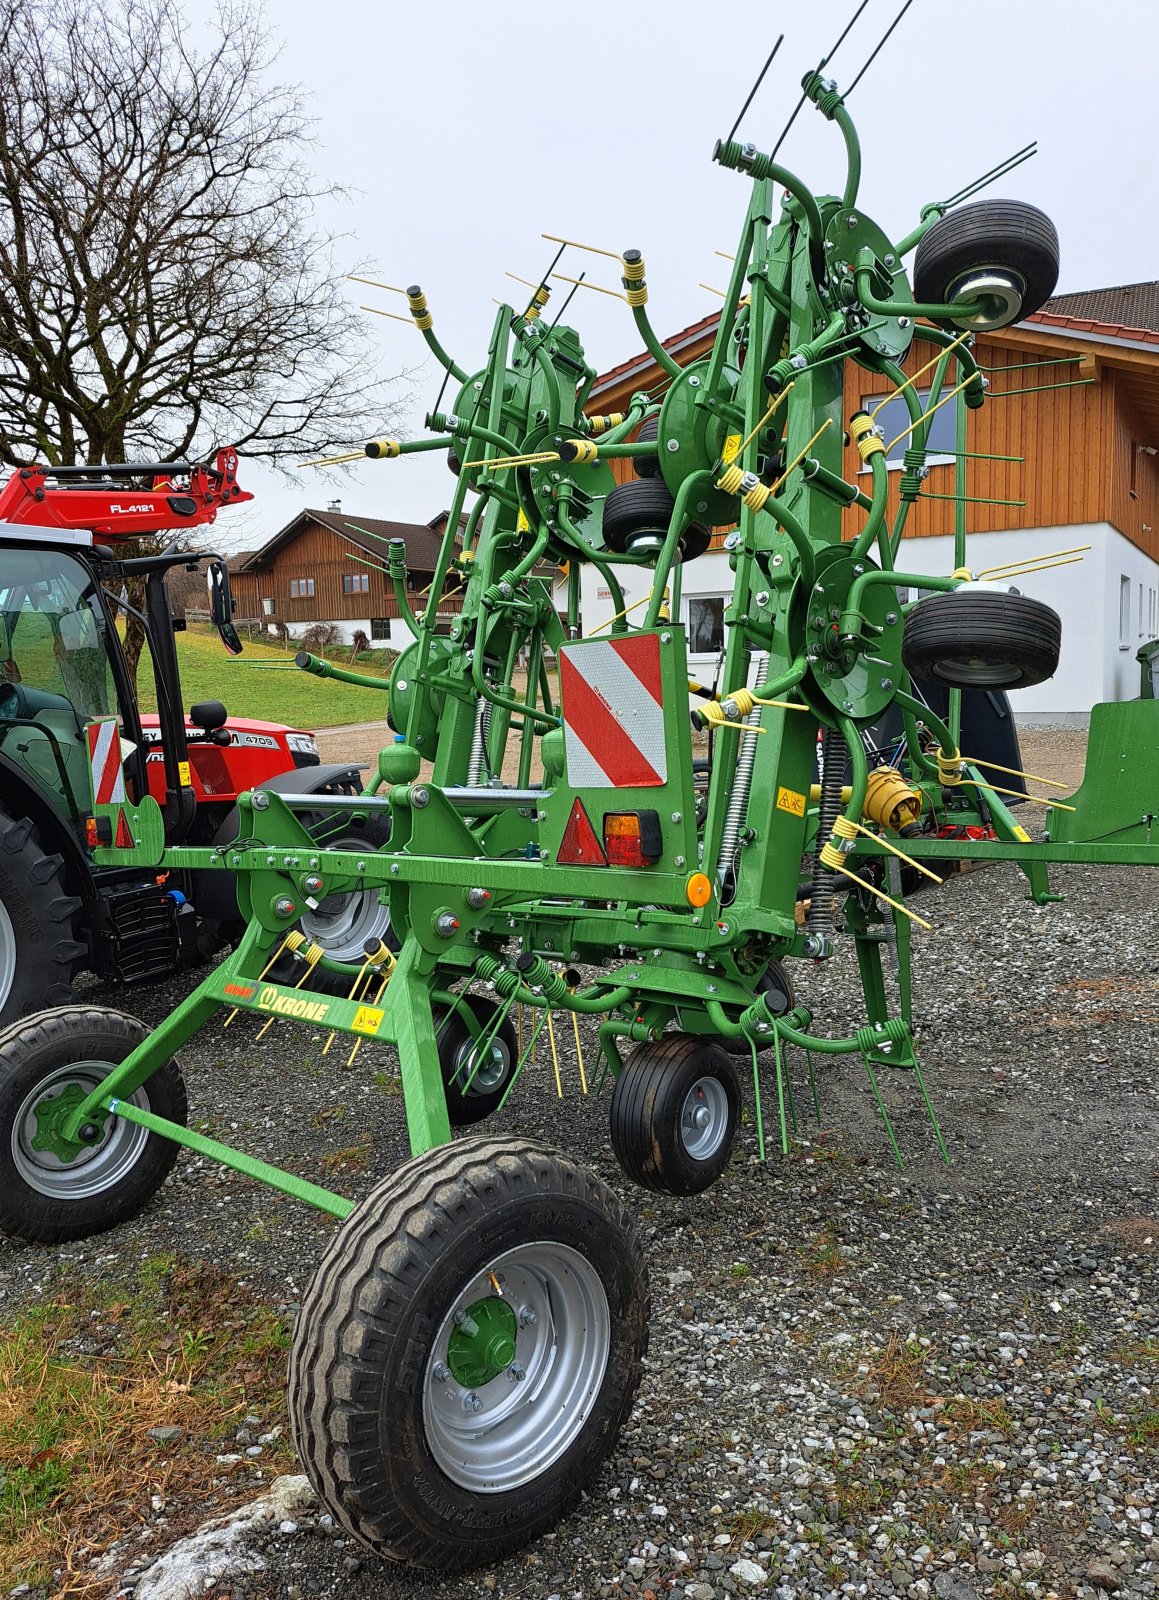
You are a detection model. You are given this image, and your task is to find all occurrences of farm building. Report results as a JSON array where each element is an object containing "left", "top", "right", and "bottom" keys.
[
  {"left": 589, "top": 281, "right": 1159, "bottom": 724},
  {"left": 227, "top": 506, "right": 465, "bottom": 650}
]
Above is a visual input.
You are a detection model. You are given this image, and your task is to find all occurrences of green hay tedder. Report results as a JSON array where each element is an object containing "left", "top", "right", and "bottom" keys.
[{"left": 3, "top": 34, "right": 1157, "bottom": 1574}]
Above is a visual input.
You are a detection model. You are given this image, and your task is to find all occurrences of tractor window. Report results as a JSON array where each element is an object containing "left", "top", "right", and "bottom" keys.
[{"left": 0, "top": 546, "right": 119, "bottom": 810}]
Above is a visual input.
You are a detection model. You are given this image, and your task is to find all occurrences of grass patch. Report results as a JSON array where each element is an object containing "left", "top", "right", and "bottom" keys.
[
  {"left": 132, "top": 623, "right": 393, "bottom": 729},
  {"left": 801, "top": 1221, "right": 846, "bottom": 1278},
  {"left": 0, "top": 1256, "right": 293, "bottom": 1592}
]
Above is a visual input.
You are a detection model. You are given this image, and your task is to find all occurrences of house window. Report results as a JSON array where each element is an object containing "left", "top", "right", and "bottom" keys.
[
  {"left": 371, "top": 618, "right": 389, "bottom": 640},
  {"left": 1120, "top": 575, "right": 1132, "bottom": 648},
  {"left": 406, "top": 574, "right": 417, "bottom": 592},
  {"left": 289, "top": 577, "right": 315, "bottom": 600},
  {"left": 261, "top": 597, "right": 275, "bottom": 616},
  {"left": 859, "top": 389, "right": 955, "bottom": 469},
  {"left": 343, "top": 573, "right": 370, "bottom": 594},
  {"left": 687, "top": 595, "right": 725, "bottom": 654}
]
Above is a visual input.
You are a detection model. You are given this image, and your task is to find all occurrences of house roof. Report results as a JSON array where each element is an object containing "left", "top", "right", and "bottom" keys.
[
  {"left": 233, "top": 509, "right": 458, "bottom": 574},
  {"left": 1041, "top": 281, "right": 1159, "bottom": 337}
]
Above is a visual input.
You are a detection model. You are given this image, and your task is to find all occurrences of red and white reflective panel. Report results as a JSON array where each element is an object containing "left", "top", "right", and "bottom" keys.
[
  {"left": 86, "top": 718, "right": 126, "bottom": 805},
  {"left": 559, "top": 634, "right": 667, "bottom": 789}
]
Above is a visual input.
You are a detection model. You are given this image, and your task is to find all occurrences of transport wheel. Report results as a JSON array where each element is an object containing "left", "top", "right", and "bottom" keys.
[
  {"left": 721, "top": 959, "right": 796, "bottom": 1057},
  {"left": 289, "top": 1136, "right": 649, "bottom": 1571},
  {"left": 436, "top": 996, "right": 518, "bottom": 1127},
  {"left": 610, "top": 1033, "right": 740, "bottom": 1196},
  {"left": 632, "top": 414, "right": 661, "bottom": 478},
  {"left": 601, "top": 478, "right": 710, "bottom": 561},
  {"left": 0, "top": 809, "right": 83, "bottom": 1030},
  {"left": 0, "top": 1006, "right": 186, "bottom": 1243},
  {"left": 903, "top": 590, "right": 1061, "bottom": 690},
  {"left": 269, "top": 807, "right": 396, "bottom": 994},
  {"left": 913, "top": 199, "right": 1059, "bottom": 330}
]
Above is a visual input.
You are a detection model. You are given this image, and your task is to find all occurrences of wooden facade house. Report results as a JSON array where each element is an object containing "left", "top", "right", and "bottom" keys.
[
  {"left": 586, "top": 281, "right": 1159, "bottom": 721},
  {"left": 229, "top": 507, "right": 465, "bottom": 649}
]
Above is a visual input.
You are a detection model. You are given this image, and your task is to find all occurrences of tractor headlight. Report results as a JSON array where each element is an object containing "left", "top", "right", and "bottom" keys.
[{"left": 285, "top": 732, "right": 320, "bottom": 767}]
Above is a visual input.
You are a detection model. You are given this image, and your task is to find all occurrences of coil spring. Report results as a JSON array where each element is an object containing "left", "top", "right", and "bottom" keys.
[
  {"left": 807, "top": 726, "right": 847, "bottom": 936},
  {"left": 716, "top": 654, "right": 768, "bottom": 896}
]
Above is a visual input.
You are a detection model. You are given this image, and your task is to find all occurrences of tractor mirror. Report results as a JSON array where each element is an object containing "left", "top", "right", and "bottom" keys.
[{"left": 206, "top": 560, "right": 243, "bottom": 656}]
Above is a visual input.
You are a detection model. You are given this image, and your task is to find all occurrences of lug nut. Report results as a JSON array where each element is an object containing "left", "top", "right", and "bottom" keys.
[
  {"left": 507, "top": 1364, "right": 526, "bottom": 1383},
  {"left": 518, "top": 1305, "right": 538, "bottom": 1327},
  {"left": 463, "top": 1392, "right": 483, "bottom": 1413},
  {"left": 431, "top": 1362, "right": 449, "bottom": 1383},
  {"left": 303, "top": 874, "right": 324, "bottom": 894}
]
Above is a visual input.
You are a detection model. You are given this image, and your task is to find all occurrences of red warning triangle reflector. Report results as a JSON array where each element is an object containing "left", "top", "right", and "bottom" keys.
[
  {"left": 557, "top": 797, "right": 607, "bottom": 866},
  {"left": 114, "top": 808, "right": 134, "bottom": 849}
]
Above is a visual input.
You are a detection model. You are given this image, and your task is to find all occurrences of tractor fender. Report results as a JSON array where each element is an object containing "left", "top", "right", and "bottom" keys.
[{"left": 190, "top": 763, "right": 368, "bottom": 923}]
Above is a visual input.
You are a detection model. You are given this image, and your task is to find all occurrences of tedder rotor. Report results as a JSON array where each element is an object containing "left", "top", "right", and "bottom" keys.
[{"left": 3, "top": 48, "right": 1158, "bottom": 1574}]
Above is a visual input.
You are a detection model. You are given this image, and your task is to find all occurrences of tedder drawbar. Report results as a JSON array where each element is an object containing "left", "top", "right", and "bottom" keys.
[{"left": 4, "top": 44, "right": 1158, "bottom": 1575}]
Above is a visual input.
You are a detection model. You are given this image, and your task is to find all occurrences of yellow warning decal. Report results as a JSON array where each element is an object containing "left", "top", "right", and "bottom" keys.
[
  {"left": 1012, "top": 825, "right": 1031, "bottom": 842},
  {"left": 351, "top": 1005, "right": 385, "bottom": 1036},
  {"left": 722, "top": 432, "right": 742, "bottom": 465},
  {"left": 516, "top": 507, "right": 530, "bottom": 532},
  {"left": 177, "top": 760, "right": 192, "bottom": 787},
  {"left": 776, "top": 786, "right": 807, "bottom": 818}
]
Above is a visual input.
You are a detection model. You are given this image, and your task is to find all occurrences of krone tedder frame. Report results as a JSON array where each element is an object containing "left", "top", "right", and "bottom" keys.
[{"left": 3, "top": 60, "right": 1158, "bottom": 1574}]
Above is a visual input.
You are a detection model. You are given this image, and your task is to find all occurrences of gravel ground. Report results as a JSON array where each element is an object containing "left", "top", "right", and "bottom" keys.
[{"left": 4, "top": 730, "right": 1158, "bottom": 1600}]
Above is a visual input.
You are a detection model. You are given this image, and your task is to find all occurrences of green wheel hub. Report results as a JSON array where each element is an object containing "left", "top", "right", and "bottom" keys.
[
  {"left": 30, "top": 1082, "right": 104, "bottom": 1162},
  {"left": 446, "top": 1296, "right": 519, "bottom": 1388}
]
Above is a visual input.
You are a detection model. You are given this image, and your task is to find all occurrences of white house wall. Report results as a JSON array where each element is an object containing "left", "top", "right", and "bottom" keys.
[{"left": 577, "top": 524, "right": 1159, "bottom": 724}]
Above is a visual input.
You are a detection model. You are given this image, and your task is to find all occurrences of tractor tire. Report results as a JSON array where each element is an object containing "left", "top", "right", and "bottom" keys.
[
  {"left": 903, "top": 590, "right": 1061, "bottom": 690},
  {"left": 0, "top": 1005, "right": 186, "bottom": 1243},
  {"left": 436, "top": 995, "right": 518, "bottom": 1127},
  {"left": 602, "top": 478, "right": 710, "bottom": 561},
  {"left": 632, "top": 415, "right": 661, "bottom": 478},
  {"left": 610, "top": 1033, "right": 741, "bottom": 1196},
  {"left": 290, "top": 1136, "right": 648, "bottom": 1570},
  {"left": 0, "top": 810, "right": 84, "bottom": 1031},
  {"left": 913, "top": 200, "right": 1059, "bottom": 330}
]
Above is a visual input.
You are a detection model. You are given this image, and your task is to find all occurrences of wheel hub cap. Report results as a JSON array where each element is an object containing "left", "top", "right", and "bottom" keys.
[
  {"left": 30, "top": 1082, "right": 105, "bottom": 1162},
  {"left": 447, "top": 1297, "right": 518, "bottom": 1388}
]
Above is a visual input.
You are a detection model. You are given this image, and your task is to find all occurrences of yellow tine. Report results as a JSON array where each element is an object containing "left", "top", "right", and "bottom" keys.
[
  {"left": 571, "top": 1007, "right": 587, "bottom": 1095},
  {"left": 884, "top": 377, "right": 973, "bottom": 454},
  {"left": 767, "top": 417, "right": 832, "bottom": 494},
  {"left": 360, "top": 304, "right": 413, "bottom": 325},
  {"left": 977, "top": 544, "right": 1091, "bottom": 577},
  {"left": 869, "top": 331, "right": 972, "bottom": 421},
  {"left": 541, "top": 232, "right": 623, "bottom": 263},
  {"left": 957, "top": 778, "right": 1076, "bottom": 812},
  {"left": 848, "top": 818, "right": 943, "bottom": 884},
  {"left": 834, "top": 861, "right": 933, "bottom": 930},
  {"left": 547, "top": 1009, "right": 563, "bottom": 1099},
  {"left": 980, "top": 555, "right": 1086, "bottom": 581},
  {"left": 961, "top": 755, "right": 1069, "bottom": 791},
  {"left": 347, "top": 274, "right": 407, "bottom": 294},
  {"left": 550, "top": 272, "right": 626, "bottom": 302},
  {"left": 715, "top": 249, "right": 736, "bottom": 261},
  {"left": 700, "top": 282, "right": 726, "bottom": 298},
  {"left": 224, "top": 937, "right": 296, "bottom": 1027}
]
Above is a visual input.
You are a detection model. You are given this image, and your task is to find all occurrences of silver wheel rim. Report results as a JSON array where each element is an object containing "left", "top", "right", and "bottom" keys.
[
  {"left": 299, "top": 834, "right": 392, "bottom": 962},
  {"left": 679, "top": 1075, "right": 731, "bottom": 1162},
  {"left": 934, "top": 657, "right": 1020, "bottom": 687},
  {"left": 0, "top": 895, "right": 15, "bottom": 1014},
  {"left": 451, "top": 1026, "right": 510, "bottom": 1097},
  {"left": 422, "top": 1241, "right": 610, "bottom": 1492},
  {"left": 12, "top": 1062, "right": 152, "bottom": 1200}
]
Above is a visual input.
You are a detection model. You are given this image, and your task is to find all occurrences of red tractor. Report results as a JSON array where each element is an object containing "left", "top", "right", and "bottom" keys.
[{"left": 0, "top": 450, "right": 386, "bottom": 1025}]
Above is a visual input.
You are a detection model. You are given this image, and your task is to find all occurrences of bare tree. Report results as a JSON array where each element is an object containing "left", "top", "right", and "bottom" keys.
[{"left": 0, "top": 0, "right": 402, "bottom": 469}]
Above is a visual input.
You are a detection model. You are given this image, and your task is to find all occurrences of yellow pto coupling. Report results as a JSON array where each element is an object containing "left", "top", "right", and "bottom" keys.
[{"left": 863, "top": 765, "right": 923, "bottom": 834}]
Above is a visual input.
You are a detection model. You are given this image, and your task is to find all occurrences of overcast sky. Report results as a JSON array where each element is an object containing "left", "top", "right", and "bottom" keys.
[{"left": 193, "top": 0, "right": 1159, "bottom": 553}]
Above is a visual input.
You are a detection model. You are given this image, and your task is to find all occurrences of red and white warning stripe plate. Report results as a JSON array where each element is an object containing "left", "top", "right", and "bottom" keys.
[
  {"left": 559, "top": 634, "right": 667, "bottom": 788},
  {"left": 86, "top": 717, "right": 126, "bottom": 806}
]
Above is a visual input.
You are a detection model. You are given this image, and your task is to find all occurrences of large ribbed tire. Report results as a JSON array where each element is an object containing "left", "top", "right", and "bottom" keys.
[
  {"left": 903, "top": 590, "right": 1061, "bottom": 690},
  {"left": 610, "top": 1033, "right": 740, "bottom": 1196},
  {"left": 632, "top": 414, "right": 661, "bottom": 478},
  {"left": 436, "top": 996, "right": 517, "bottom": 1127},
  {"left": 289, "top": 1137, "right": 649, "bottom": 1571},
  {"left": 0, "top": 1006, "right": 186, "bottom": 1242},
  {"left": 913, "top": 200, "right": 1059, "bottom": 330},
  {"left": 0, "top": 810, "right": 84, "bottom": 1030},
  {"left": 601, "top": 478, "right": 710, "bottom": 561}
]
